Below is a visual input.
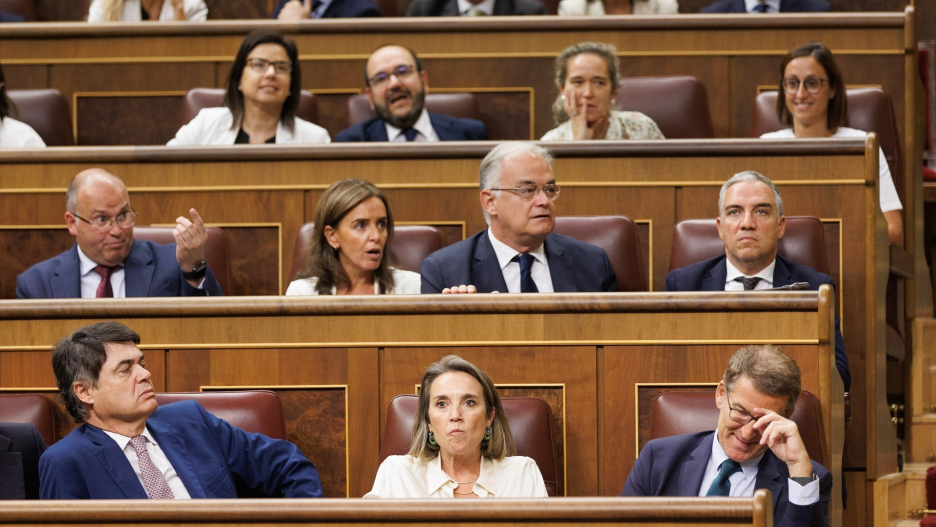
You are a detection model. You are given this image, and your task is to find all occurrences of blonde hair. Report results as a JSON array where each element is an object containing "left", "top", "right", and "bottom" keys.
[{"left": 95, "top": 0, "right": 125, "bottom": 21}]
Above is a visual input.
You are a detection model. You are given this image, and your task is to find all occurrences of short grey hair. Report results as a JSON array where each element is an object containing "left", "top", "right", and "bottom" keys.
[
  {"left": 718, "top": 171, "right": 783, "bottom": 218},
  {"left": 479, "top": 142, "right": 553, "bottom": 225}
]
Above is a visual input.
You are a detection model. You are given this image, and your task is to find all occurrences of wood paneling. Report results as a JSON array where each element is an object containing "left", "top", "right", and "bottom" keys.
[{"left": 76, "top": 94, "right": 183, "bottom": 146}]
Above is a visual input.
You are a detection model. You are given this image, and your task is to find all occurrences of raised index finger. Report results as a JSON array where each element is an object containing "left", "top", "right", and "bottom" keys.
[{"left": 189, "top": 208, "right": 204, "bottom": 227}]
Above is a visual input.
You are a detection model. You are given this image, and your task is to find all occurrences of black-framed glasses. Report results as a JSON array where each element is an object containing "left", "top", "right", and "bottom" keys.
[
  {"left": 725, "top": 390, "right": 760, "bottom": 426},
  {"left": 246, "top": 58, "right": 292, "bottom": 75},
  {"left": 72, "top": 209, "right": 137, "bottom": 231},
  {"left": 781, "top": 76, "right": 828, "bottom": 95},
  {"left": 368, "top": 65, "right": 416, "bottom": 87},
  {"left": 490, "top": 184, "right": 561, "bottom": 201}
]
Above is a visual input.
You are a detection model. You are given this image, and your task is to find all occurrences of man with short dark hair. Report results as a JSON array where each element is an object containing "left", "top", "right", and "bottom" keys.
[
  {"left": 621, "top": 345, "right": 832, "bottom": 527},
  {"left": 664, "top": 171, "right": 850, "bottom": 391},
  {"left": 335, "top": 45, "right": 488, "bottom": 142},
  {"left": 39, "top": 321, "right": 322, "bottom": 499}
]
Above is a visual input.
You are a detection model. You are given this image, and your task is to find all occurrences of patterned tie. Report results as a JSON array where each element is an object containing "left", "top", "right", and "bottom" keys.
[
  {"left": 514, "top": 254, "right": 539, "bottom": 293},
  {"left": 464, "top": 7, "right": 487, "bottom": 15},
  {"left": 129, "top": 436, "right": 175, "bottom": 499},
  {"left": 402, "top": 128, "right": 419, "bottom": 141},
  {"left": 752, "top": 3, "right": 770, "bottom": 12},
  {"left": 93, "top": 265, "right": 116, "bottom": 298},
  {"left": 706, "top": 459, "right": 742, "bottom": 496},
  {"left": 733, "top": 276, "right": 762, "bottom": 291}
]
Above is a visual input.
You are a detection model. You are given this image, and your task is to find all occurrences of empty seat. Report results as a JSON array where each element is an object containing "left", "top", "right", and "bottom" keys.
[
  {"left": 133, "top": 226, "right": 234, "bottom": 295},
  {"left": 6, "top": 89, "right": 74, "bottom": 146},
  {"left": 178, "top": 88, "right": 320, "bottom": 127},
  {"left": 614, "top": 76, "right": 714, "bottom": 139},
  {"left": 347, "top": 93, "right": 480, "bottom": 128},
  {"left": 553, "top": 215, "right": 647, "bottom": 292}
]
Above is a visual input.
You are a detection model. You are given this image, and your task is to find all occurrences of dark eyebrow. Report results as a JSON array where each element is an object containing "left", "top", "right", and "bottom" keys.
[{"left": 113, "top": 353, "right": 144, "bottom": 373}]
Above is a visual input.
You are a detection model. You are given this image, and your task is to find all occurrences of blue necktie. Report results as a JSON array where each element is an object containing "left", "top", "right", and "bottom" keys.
[
  {"left": 753, "top": 3, "right": 770, "bottom": 12},
  {"left": 706, "top": 459, "right": 742, "bottom": 496},
  {"left": 402, "top": 128, "right": 418, "bottom": 141},
  {"left": 515, "top": 254, "right": 538, "bottom": 293}
]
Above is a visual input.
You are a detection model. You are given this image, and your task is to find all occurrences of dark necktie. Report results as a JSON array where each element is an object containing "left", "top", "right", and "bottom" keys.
[
  {"left": 128, "top": 436, "right": 175, "bottom": 499},
  {"left": 515, "top": 254, "right": 539, "bottom": 293},
  {"left": 402, "top": 128, "right": 419, "bottom": 141},
  {"left": 753, "top": 3, "right": 770, "bottom": 12},
  {"left": 705, "top": 459, "right": 742, "bottom": 496},
  {"left": 93, "top": 265, "right": 116, "bottom": 298},
  {"left": 733, "top": 276, "right": 762, "bottom": 291}
]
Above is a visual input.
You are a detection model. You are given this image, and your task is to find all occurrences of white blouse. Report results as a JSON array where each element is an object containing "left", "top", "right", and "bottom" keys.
[
  {"left": 364, "top": 455, "right": 548, "bottom": 498},
  {"left": 168, "top": 107, "right": 330, "bottom": 146},
  {"left": 285, "top": 268, "right": 421, "bottom": 295},
  {"left": 87, "top": 0, "right": 208, "bottom": 21},
  {"left": 0, "top": 117, "right": 45, "bottom": 148}
]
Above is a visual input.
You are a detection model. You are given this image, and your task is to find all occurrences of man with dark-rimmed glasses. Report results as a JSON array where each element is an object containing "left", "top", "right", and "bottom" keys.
[
  {"left": 621, "top": 344, "right": 832, "bottom": 527},
  {"left": 17, "top": 168, "right": 222, "bottom": 298}
]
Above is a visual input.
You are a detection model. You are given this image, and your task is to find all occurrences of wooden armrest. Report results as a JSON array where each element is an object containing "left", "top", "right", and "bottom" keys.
[{"left": 889, "top": 245, "right": 914, "bottom": 279}]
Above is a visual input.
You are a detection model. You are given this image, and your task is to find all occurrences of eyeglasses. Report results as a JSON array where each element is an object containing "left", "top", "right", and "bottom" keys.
[
  {"left": 490, "top": 184, "right": 561, "bottom": 201},
  {"left": 246, "top": 58, "right": 292, "bottom": 75},
  {"left": 368, "top": 65, "right": 416, "bottom": 88},
  {"left": 71, "top": 209, "right": 137, "bottom": 231},
  {"left": 725, "top": 390, "right": 761, "bottom": 426},
  {"left": 781, "top": 76, "right": 828, "bottom": 95}
]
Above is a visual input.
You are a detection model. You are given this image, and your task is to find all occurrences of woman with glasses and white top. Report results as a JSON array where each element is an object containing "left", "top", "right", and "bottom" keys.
[
  {"left": 88, "top": 0, "right": 208, "bottom": 22},
  {"left": 760, "top": 41, "right": 903, "bottom": 246},
  {"left": 168, "top": 30, "right": 330, "bottom": 146}
]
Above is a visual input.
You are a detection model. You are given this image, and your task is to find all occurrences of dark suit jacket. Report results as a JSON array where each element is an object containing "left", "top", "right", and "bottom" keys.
[
  {"left": 420, "top": 229, "right": 617, "bottom": 293},
  {"left": 0, "top": 423, "right": 47, "bottom": 500},
  {"left": 334, "top": 112, "right": 488, "bottom": 142},
  {"left": 621, "top": 431, "right": 831, "bottom": 527},
  {"left": 39, "top": 400, "right": 322, "bottom": 499},
  {"left": 406, "top": 0, "right": 547, "bottom": 15},
  {"left": 0, "top": 10, "right": 26, "bottom": 22},
  {"left": 271, "top": 0, "right": 381, "bottom": 18},
  {"left": 16, "top": 240, "right": 223, "bottom": 299},
  {"left": 701, "top": 0, "right": 831, "bottom": 12},
  {"left": 664, "top": 254, "right": 850, "bottom": 391}
]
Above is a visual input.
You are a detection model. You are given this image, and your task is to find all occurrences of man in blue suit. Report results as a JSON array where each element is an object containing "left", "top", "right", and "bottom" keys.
[
  {"left": 0, "top": 423, "right": 46, "bottom": 500},
  {"left": 421, "top": 142, "right": 616, "bottom": 294},
  {"left": 621, "top": 345, "right": 832, "bottom": 527},
  {"left": 664, "top": 171, "right": 850, "bottom": 391},
  {"left": 271, "top": 0, "right": 380, "bottom": 19},
  {"left": 701, "top": 0, "right": 831, "bottom": 12},
  {"left": 39, "top": 322, "right": 322, "bottom": 499},
  {"left": 16, "top": 169, "right": 223, "bottom": 299},
  {"left": 335, "top": 45, "right": 488, "bottom": 142}
]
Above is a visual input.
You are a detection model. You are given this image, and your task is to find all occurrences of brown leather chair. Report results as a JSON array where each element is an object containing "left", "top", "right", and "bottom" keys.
[
  {"left": 379, "top": 394, "right": 561, "bottom": 496},
  {"left": 0, "top": 0, "right": 37, "bottom": 20},
  {"left": 553, "top": 215, "right": 647, "bottom": 292},
  {"left": 155, "top": 390, "right": 286, "bottom": 440},
  {"left": 0, "top": 394, "right": 57, "bottom": 447},
  {"left": 178, "top": 88, "right": 321, "bottom": 127},
  {"left": 614, "top": 76, "right": 714, "bottom": 139},
  {"left": 668, "top": 216, "right": 830, "bottom": 276},
  {"left": 6, "top": 89, "right": 74, "bottom": 146},
  {"left": 133, "top": 226, "right": 234, "bottom": 295},
  {"left": 751, "top": 87, "right": 903, "bottom": 194},
  {"left": 346, "top": 93, "right": 480, "bottom": 128},
  {"left": 648, "top": 389, "right": 828, "bottom": 469},
  {"left": 289, "top": 222, "right": 445, "bottom": 282}
]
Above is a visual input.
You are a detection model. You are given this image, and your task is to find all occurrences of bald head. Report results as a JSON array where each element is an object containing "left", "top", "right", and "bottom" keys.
[
  {"left": 64, "top": 168, "right": 135, "bottom": 267},
  {"left": 67, "top": 169, "right": 128, "bottom": 214}
]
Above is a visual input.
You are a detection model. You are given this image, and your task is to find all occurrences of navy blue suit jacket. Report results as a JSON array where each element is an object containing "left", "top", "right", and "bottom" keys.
[
  {"left": 420, "top": 229, "right": 617, "bottom": 293},
  {"left": 621, "top": 431, "right": 831, "bottom": 527},
  {"left": 406, "top": 0, "right": 547, "bottom": 15},
  {"left": 334, "top": 113, "right": 488, "bottom": 142},
  {"left": 0, "top": 423, "right": 47, "bottom": 500},
  {"left": 0, "top": 10, "right": 26, "bottom": 22},
  {"left": 16, "top": 240, "right": 223, "bottom": 299},
  {"left": 701, "top": 0, "right": 831, "bottom": 12},
  {"left": 664, "top": 254, "right": 850, "bottom": 391},
  {"left": 271, "top": 0, "right": 380, "bottom": 17},
  {"left": 39, "top": 400, "right": 322, "bottom": 499}
]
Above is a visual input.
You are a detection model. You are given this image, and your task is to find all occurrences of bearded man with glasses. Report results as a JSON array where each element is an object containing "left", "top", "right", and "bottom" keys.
[
  {"left": 420, "top": 142, "right": 617, "bottom": 294},
  {"left": 16, "top": 168, "right": 223, "bottom": 299}
]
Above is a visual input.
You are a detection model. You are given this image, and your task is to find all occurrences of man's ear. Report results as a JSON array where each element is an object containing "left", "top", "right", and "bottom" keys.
[
  {"left": 715, "top": 216, "right": 724, "bottom": 242},
  {"left": 480, "top": 190, "right": 497, "bottom": 219},
  {"left": 73, "top": 381, "right": 94, "bottom": 406},
  {"left": 714, "top": 380, "right": 726, "bottom": 410},
  {"left": 420, "top": 70, "right": 430, "bottom": 94},
  {"left": 777, "top": 215, "right": 786, "bottom": 240},
  {"left": 65, "top": 212, "right": 78, "bottom": 236}
]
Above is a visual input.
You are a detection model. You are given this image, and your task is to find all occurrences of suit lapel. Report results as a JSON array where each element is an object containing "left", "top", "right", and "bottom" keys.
[
  {"left": 733, "top": 0, "right": 748, "bottom": 11},
  {"left": 472, "top": 231, "right": 509, "bottom": 293},
  {"left": 544, "top": 235, "right": 576, "bottom": 292},
  {"left": 148, "top": 416, "right": 206, "bottom": 498},
  {"left": 678, "top": 433, "right": 713, "bottom": 495},
  {"left": 427, "top": 113, "right": 447, "bottom": 140},
  {"left": 85, "top": 426, "right": 148, "bottom": 499},
  {"left": 772, "top": 256, "right": 793, "bottom": 287},
  {"left": 51, "top": 245, "right": 82, "bottom": 298},
  {"left": 124, "top": 241, "right": 155, "bottom": 297},
  {"left": 755, "top": 451, "right": 786, "bottom": 514},
  {"left": 0, "top": 434, "right": 26, "bottom": 499},
  {"left": 701, "top": 258, "right": 728, "bottom": 291},
  {"left": 366, "top": 119, "right": 389, "bottom": 141}
]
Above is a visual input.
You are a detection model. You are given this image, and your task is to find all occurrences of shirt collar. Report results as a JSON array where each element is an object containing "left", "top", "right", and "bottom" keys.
[
  {"left": 77, "top": 245, "right": 123, "bottom": 277},
  {"left": 744, "top": 0, "right": 780, "bottom": 12},
  {"left": 385, "top": 108, "right": 435, "bottom": 142},
  {"left": 311, "top": 0, "right": 333, "bottom": 17},
  {"left": 457, "top": 0, "right": 495, "bottom": 14},
  {"left": 102, "top": 425, "right": 157, "bottom": 451},
  {"left": 487, "top": 229, "right": 547, "bottom": 270},
  {"left": 710, "top": 430, "right": 764, "bottom": 477},
  {"left": 724, "top": 257, "right": 775, "bottom": 287},
  {"left": 426, "top": 455, "right": 498, "bottom": 497}
]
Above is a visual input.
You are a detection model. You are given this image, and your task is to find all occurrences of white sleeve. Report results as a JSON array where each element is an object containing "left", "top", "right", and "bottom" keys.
[
  {"left": 167, "top": 109, "right": 206, "bottom": 146},
  {"left": 285, "top": 279, "right": 317, "bottom": 296},
  {"left": 524, "top": 458, "right": 549, "bottom": 498},
  {"left": 87, "top": 0, "right": 103, "bottom": 21},
  {"left": 877, "top": 146, "right": 903, "bottom": 212},
  {"left": 185, "top": 0, "right": 209, "bottom": 21}
]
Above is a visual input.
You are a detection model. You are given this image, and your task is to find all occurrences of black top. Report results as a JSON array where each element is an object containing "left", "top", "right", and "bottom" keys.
[{"left": 235, "top": 129, "right": 276, "bottom": 144}]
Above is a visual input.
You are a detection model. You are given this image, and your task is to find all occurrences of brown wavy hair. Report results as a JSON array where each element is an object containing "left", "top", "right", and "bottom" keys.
[{"left": 776, "top": 42, "right": 847, "bottom": 133}]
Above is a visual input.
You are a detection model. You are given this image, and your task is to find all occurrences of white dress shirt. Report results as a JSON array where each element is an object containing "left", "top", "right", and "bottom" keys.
[
  {"left": 78, "top": 246, "right": 127, "bottom": 298},
  {"left": 698, "top": 432, "right": 819, "bottom": 505},
  {"left": 487, "top": 229, "right": 554, "bottom": 293},
  {"left": 723, "top": 258, "right": 775, "bottom": 291},
  {"left": 364, "top": 455, "right": 548, "bottom": 498},
  {"left": 744, "top": 0, "right": 780, "bottom": 11},
  {"left": 168, "top": 107, "right": 331, "bottom": 146},
  {"left": 102, "top": 427, "right": 191, "bottom": 499},
  {"left": 285, "top": 268, "right": 421, "bottom": 295},
  {"left": 386, "top": 109, "right": 440, "bottom": 142},
  {"left": 456, "top": 0, "right": 495, "bottom": 14}
]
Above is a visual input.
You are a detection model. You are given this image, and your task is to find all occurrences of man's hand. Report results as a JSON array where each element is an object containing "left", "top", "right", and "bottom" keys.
[
  {"left": 752, "top": 410, "right": 813, "bottom": 478},
  {"left": 175, "top": 208, "right": 208, "bottom": 273},
  {"left": 442, "top": 285, "right": 477, "bottom": 294},
  {"left": 278, "top": 0, "right": 313, "bottom": 19}
]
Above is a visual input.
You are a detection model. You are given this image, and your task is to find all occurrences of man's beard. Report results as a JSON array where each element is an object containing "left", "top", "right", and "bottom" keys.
[{"left": 375, "top": 87, "right": 425, "bottom": 129}]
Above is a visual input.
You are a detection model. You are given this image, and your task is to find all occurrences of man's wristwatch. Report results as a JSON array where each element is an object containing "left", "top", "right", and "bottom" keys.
[
  {"left": 790, "top": 472, "right": 818, "bottom": 485},
  {"left": 180, "top": 259, "right": 207, "bottom": 280}
]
